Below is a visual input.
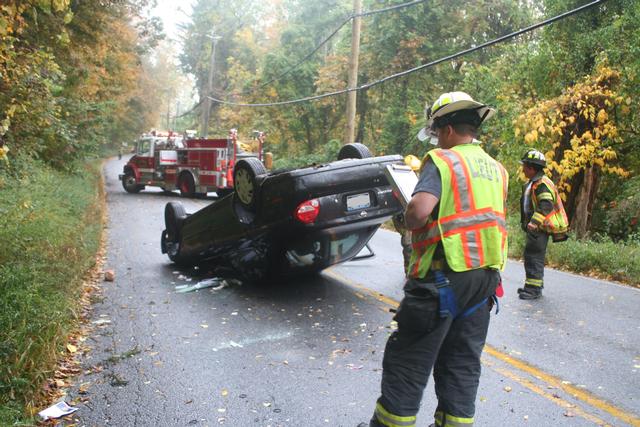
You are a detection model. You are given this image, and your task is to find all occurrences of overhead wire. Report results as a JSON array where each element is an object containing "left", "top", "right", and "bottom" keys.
[
  {"left": 214, "top": 0, "right": 428, "bottom": 98},
  {"left": 207, "top": 0, "right": 609, "bottom": 108}
]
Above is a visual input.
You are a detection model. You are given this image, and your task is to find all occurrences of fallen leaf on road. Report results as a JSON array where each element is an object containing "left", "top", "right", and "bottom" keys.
[
  {"left": 563, "top": 411, "right": 575, "bottom": 417},
  {"left": 200, "top": 324, "right": 209, "bottom": 328},
  {"left": 221, "top": 389, "right": 228, "bottom": 396},
  {"left": 104, "top": 270, "right": 115, "bottom": 281},
  {"left": 504, "top": 386, "right": 512, "bottom": 392},
  {"left": 263, "top": 402, "right": 272, "bottom": 407}
]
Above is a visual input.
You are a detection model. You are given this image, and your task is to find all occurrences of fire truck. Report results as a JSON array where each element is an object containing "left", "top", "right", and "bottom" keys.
[{"left": 119, "top": 129, "right": 270, "bottom": 197}]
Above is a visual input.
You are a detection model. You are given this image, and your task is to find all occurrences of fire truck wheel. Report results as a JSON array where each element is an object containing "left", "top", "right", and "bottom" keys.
[
  {"left": 337, "top": 143, "right": 372, "bottom": 160},
  {"left": 233, "top": 158, "right": 266, "bottom": 211},
  {"left": 178, "top": 173, "right": 196, "bottom": 198},
  {"left": 122, "top": 172, "right": 143, "bottom": 193}
]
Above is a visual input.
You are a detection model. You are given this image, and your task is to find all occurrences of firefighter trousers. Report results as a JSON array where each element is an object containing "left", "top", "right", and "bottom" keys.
[
  {"left": 523, "top": 231, "right": 549, "bottom": 288},
  {"left": 370, "top": 268, "right": 499, "bottom": 427}
]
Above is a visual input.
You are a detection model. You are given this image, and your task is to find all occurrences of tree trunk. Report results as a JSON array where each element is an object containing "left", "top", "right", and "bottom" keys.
[{"left": 572, "top": 164, "right": 600, "bottom": 239}]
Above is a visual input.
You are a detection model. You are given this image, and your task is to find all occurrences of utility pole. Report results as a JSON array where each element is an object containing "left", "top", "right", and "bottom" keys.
[
  {"left": 201, "top": 31, "right": 222, "bottom": 138},
  {"left": 344, "top": 0, "right": 362, "bottom": 145},
  {"left": 174, "top": 100, "right": 180, "bottom": 130},
  {"left": 166, "top": 89, "right": 172, "bottom": 130}
]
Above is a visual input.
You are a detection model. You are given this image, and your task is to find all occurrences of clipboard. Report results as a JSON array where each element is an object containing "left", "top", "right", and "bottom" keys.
[{"left": 384, "top": 164, "right": 418, "bottom": 208}]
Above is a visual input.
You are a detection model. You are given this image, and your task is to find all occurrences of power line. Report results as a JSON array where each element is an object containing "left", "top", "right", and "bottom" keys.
[
  {"left": 214, "top": 0, "right": 428, "bottom": 97},
  {"left": 208, "top": 0, "right": 609, "bottom": 108}
]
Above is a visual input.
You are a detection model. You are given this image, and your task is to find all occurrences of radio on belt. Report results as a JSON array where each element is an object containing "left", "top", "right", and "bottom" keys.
[{"left": 383, "top": 164, "right": 418, "bottom": 209}]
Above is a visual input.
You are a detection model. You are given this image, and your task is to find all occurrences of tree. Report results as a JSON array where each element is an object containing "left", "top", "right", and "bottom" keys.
[{"left": 515, "top": 65, "right": 629, "bottom": 238}]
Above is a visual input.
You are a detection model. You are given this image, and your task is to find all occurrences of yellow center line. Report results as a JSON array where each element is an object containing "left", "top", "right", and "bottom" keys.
[
  {"left": 481, "top": 358, "right": 609, "bottom": 426},
  {"left": 323, "top": 268, "right": 640, "bottom": 427}
]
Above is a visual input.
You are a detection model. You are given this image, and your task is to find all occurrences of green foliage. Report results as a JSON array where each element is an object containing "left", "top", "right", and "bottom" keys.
[
  {"left": 0, "top": 0, "right": 163, "bottom": 169},
  {"left": 0, "top": 155, "right": 103, "bottom": 421},
  {"left": 507, "top": 216, "right": 640, "bottom": 286},
  {"left": 272, "top": 139, "right": 342, "bottom": 169},
  {"left": 601, "top": 176, "right": 640, "bottom": 241}
]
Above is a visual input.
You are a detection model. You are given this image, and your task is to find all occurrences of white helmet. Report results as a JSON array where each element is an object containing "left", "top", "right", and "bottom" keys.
[
  {"left": 417, "top": 91, "right": 495, "bottom": 143},
  {"left": 520, "top": 149, "right": 546, "bottom": 167}
]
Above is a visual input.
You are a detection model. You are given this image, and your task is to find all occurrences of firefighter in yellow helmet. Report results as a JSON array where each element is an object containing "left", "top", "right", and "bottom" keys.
[
  {"left": 392, "top": 155, "right": 423, "bottom": 274},
  {"left": 361, "top": 92, "right": 508, "bottom": 427},
  {"left": 518, "top": 149, "right": 569, "bottom": 300}
]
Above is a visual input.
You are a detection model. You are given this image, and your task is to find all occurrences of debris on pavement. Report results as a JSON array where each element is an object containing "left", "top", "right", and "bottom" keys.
[
  {"left": 175, "top": 277, "right": 242, "bottom": 293},
  {"left": 38, "top": 401, "right": 79, "bottom": 421},
  {"left": 104, "top": 270, "right": 115, "bottom": 281}
]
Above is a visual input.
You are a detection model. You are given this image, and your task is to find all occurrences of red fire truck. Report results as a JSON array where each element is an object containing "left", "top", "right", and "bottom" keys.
[{"left": 119, "top": 129, "right": 269, "bottom": 197}]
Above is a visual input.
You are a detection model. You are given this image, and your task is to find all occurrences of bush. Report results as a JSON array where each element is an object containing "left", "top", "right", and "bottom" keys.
[
  {"left": 0, "top": 155, "right": 103, "bottom": 423},
  {"left": 507, "top": 215, "right": 640, "bottom": 286},
  {"left": 604, "top": 196, "right": 640, "bottom": 240},
  {"left": 272, "top": 139, "right": 343, "bottom": 170}
]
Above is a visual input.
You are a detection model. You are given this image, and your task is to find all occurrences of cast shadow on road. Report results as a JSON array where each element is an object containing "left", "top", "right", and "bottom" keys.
[{"left": 161, "top": 262, "right": 353, "bottom": 311}]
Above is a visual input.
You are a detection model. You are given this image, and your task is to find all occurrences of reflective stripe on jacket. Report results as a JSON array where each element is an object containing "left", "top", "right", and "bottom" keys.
[
  {"left": 408, "top": 144, "right": 508, "bottom": 278},
  {"left": 531, "top": 176, "right": 569, "bottom": 234}
]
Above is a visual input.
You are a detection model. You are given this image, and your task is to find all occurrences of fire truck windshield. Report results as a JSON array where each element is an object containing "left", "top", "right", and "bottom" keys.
[{"left": 136, "top": 138, "right": 153, "bottom": 156}]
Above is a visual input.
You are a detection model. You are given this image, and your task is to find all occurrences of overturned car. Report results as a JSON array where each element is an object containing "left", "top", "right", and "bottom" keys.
[{"left": 161, "top": 144, "right": 404, "bottom": 282}]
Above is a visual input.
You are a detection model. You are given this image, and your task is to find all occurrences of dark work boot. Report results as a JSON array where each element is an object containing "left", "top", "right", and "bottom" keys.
[{"left": 518, "top": 286, "right": 542, "bottom": 300}]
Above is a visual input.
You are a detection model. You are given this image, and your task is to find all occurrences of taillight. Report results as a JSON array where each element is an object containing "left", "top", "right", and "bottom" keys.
[{"left": 295, "top": 199, "right": 320, "bottom": 224}]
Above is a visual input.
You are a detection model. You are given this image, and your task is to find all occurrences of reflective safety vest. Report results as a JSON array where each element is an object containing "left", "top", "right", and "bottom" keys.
[
  {"left": 531, "top": 176, "right": 569, "bottom": 234},
  {"left": 408, "top": 144, "right": 508, "bottom": 278}
]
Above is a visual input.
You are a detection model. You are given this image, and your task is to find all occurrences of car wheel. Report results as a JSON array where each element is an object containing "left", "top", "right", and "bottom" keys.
[
  {"left": 122, "top": 172, "right": 143, "bottom": 193},
  {"left": 179, "top": 173, "right": 196, "bottom": 198},
  {"left": 233, "top": 158, "right": 266, "bottom": 211},
  {"left": 163, "top": 202, "right": 187, "bottom": 262},
  {"left": 337, "top": 143, "right": 372, "bottom": 160}
]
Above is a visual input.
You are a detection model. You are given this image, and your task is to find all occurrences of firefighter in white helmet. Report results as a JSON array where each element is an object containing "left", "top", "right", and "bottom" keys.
[{"left": 361, "top": 92, "right": 508, "bottom": 427}]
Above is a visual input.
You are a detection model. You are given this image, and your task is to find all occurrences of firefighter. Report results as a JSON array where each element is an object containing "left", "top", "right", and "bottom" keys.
[
  {"left": 393, "top": 155, "right": 423, "bottom": 275},
  {"left": 361, "top": 92, "right": 508, "bottom": 427},
  {"left": 518, "top": 149, "right": 569, "bottom": 300}
]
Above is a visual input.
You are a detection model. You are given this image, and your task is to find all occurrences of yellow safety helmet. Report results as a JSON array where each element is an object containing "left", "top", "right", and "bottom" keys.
[
  {"left": 417, "top": 91, "right": 495, "bottom": 143},
  {"left": 404, "top": 154, "right": 422, "bottom": 171}
]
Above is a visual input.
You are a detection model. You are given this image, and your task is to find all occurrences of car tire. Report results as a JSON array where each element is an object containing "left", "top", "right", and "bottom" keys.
[
  {"left": 163, "top": 202, "right": 187, "bottom": 262},
  {"left": 122, "top": 172, "right": 143, "bottom": 193},
  {"left": 179, "top": 172, "right": 196, "bottom": 198},
  {"left": 233, "top": 158, "right": 266, "bottom": 211},
  {"left": 337, "top": 143, "right": 372, "bottom": 160}
]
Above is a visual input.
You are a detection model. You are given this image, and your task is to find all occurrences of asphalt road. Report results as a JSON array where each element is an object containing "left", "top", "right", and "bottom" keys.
[{"left": 66, "top": 157, "right": 640, "bottom": 427}]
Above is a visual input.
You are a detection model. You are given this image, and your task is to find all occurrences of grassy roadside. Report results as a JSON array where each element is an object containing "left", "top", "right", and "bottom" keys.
[
  {"left": 382, "top": 217, "right": 640, "bottom": 287},
  {"left": 506, "top": 216, "right": 640, "bottom": 287},
  {"left": 0, "top": 156, "right": 105, "bottom": 424}
]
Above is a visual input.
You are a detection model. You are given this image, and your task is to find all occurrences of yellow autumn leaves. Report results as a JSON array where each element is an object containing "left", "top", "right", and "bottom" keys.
[{"left": 514, "top": 65, "right": 629, "bottom": 197}]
